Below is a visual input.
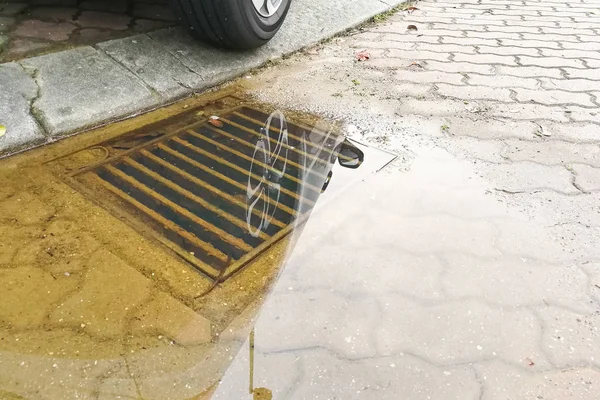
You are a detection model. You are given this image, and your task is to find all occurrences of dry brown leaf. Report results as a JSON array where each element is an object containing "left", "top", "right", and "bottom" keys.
[
  {"left": 208, "top": 116, "right": 223, "bottom": 128},
  {"left": 356, "top": 50, "right": 370, "bottom": 61},
  {"left": 406, "top": 6, "right": 419, "bottom": 13},
  {"left": 407, "top": 24, "right": 418, "bottom": 31}
]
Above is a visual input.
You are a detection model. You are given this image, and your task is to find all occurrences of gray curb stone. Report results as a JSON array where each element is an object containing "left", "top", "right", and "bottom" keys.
[
  {"left": 0, "top": 0, "right": 404, "bottom": 158},
  {"left": 0, "top": 62, "right": 45, "bottom": 154}
]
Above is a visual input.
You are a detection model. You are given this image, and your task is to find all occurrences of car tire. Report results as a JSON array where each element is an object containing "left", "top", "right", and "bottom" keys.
[{"left": 169, "top": 0, "right": 292, "bottom": 49}]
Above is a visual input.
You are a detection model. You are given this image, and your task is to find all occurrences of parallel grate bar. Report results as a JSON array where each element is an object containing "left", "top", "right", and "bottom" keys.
[
  {"left": 183, "top": 130, "right": 311, "bottom": 191},
  {"left": 94, "top": 171, "right": 228, "bottom": 272},
  {"left": 179, "top": 131, "right": 315, "bottom": 206},
  {"left": 159, "top": 141, "right": 298, "bottom": 217},
  {"left": 122, "top": 156, "right": 271, "bottom": 242},
  {"left": 104, "top": 164, "right": 250, "bottom": 256},
  {"left": 140, "top": 148, "right": 287, "bottom": 229},
  {"left": 203, "top": 121, "right": 328, "bottom": 181}
]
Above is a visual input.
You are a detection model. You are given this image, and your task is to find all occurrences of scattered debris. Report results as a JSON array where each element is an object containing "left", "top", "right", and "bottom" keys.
[
  {"left": 356, "top": 50, "right": 371, "bottom": 61},
  {"left": 0, "top": 124, "right": 5, "bottom": 138},
  {"left": 208, "top": 116, "right": 224, "bottom": 128},
  {"left": 409, "top": 61, "right": 424, "bottom": 69},
  {"left": 405, "top": 6, "right": 419, "bottom": 13},
  {"left": 352, "top": 79, "right": 361, "bottom": 86},
  {"left": 441, "top": 123, "right": 450, "bottom": 132},
  {"left": 306, "top": 47, "right": 320, "bottom": 55},
  {"left": 407, "top": 24, "right": 418, "bottom": 31}
]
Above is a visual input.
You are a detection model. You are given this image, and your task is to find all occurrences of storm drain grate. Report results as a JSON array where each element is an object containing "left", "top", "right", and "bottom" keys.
[{"left": 63, "top": 106, "right": 344, "bottom": 281}]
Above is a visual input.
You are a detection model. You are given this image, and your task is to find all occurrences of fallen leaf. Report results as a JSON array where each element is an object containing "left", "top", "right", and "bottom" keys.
[
  {"left": 208, "top": 116, "right": 223, "bottom": 128},
  {"left": 407, "top": 24, "right": 418, "bottom": 31},
  {"left": 0, "top": 125, "right": 5, "bottom": 137},
  {"left": 409, "top": 61, "right": 424, "bottom": 68},
  {"left": 352, "top": 79, "right": 361, "bottom": 86},
  {"left": 406, "top": 6, "right": 419, "bottom": 13},
  {"left": 356, "top": 50, "right": 370, "bottom": 61}
]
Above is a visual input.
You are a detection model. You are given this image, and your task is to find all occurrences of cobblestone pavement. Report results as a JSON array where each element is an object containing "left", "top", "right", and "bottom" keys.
[{"left": 0, "top": 0, "right": 174, "bottom": 62}]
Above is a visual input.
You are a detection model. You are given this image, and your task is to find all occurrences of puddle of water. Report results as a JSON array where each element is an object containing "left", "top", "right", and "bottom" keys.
[{"left": 1, "top": 91, "right": 598, "bottom": 399}]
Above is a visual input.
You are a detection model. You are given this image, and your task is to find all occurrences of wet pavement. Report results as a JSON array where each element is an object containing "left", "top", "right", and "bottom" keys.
[
  {"left": 2, "top": 0, "right": 600, "bottom": 399},
  {"left": 0, "top": 0, "right": 175, "bottom": 62}
]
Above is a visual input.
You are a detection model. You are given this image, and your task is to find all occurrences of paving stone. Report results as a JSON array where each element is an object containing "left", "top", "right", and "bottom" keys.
[
  {"left": 444, "top": 117, "right": 540, "bottom": 140},
  {"left": 494, "top": 219, "right": 600, "bottom": 263},
  {"left": 519, "top": 55, "right": 586, "bottom": 68},
  {"left": 466, "top": 31, "right": 522, "bottom": 40},
  {"left": 475, "top": 361, "right": 600, "bottom": 399},
  {"left": 292, "top": 348, "right": 481, "bottom": 400},
  {"left": 469, "top": 73, "right": 540, "bottom": 89},
  {"left": 504, "top": 138, "right": 600, "bottom": 167},
  {"left": 536, "top": 306, "right": 600, "bottom": 368},
  {"left": 536, "top": 122, "right": 600, "bottom": 143},
  {"left": 515, "top": 88, "right": 595, "bottom": 107},
  {"left": 442, "top": 253, "right": 594, "bottom": 313},
  {"left": 387, "top": 49, "right": 452, "bottom": 62},
  {"left": 540, "top": 77, "right": 600, "bottom": 92},
  {"left": 132, "top": 291, "right": 212, "bottom": 346},
  {"left": 20, "top": 46, "right": 157, "bottom": 136},
  {"left": 0, "top": 266, "right": 77, "bottom": 329},
  {"left": 4, "top": 37, "right": 52, "bottom": 58},
  {"left": 417, "top": 42, "right": 476, "bottom": 54},
  {"left": 50, "top": 250, "right": 151, "bottom": 337},
  {"left": 258, "top": 289, "right": 379, "bottom": 357},
  {"left": 425, "top": 59, "right": 495, "bottom": 74},
  {"left": 285, "top": 244, "right": 446, "bottom": 300},
  {"left": 437, "top": 83, "right": 513, "bottom": 102},
  {"left": 571, "top": 163, "right": 600, "bottom": 192},
  {"left": 490, "top": 102, "right": 571, "bottom": 122},
  {"left": 352, "top": 40, "right": 414, "bottom": 50},
  {"left": 495, "top": 65, "right": 563, "bottom": 79},
  {"left": 0, "top": 62, "right": 45, "bottom": 156},
  {"left": 442, "top": 36, "right": 500, "bottom": 47},
  {"left": 500, "top": 38, "right": 561, "bottom": 49},
  {"left": 395, "top": 70, "right": 465, "bottom": 85},
  {"left": 13, "top": 19, "right": 76, "bottom": 41},
  {"left": 378, "top": 296, "right": 548, "bottom": 366},
  {"left": 454, "top": 52, "right": 518, "bottom": 65},
  {"left": 442, "top": 135, "right": 511, "bottom": 163},
  {"left": 522, "top": 32, "right": 582, "bottom": 42},
  {"left": 474, "top": 160, "right": 578, "bottom": 194},
  {"left": 76, "top": 11, "right": 131, "bottom": 30},
  {"left": 29, "top": 6, "right": 78, "bottom": 21}
]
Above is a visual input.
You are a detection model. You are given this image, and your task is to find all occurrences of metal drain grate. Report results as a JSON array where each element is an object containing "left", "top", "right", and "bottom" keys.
[{"left": 63, "top": 106, "right": 348, "bottom": 281}]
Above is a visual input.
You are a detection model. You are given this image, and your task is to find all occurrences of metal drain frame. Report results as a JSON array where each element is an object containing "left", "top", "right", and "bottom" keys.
[{"left": 53, "top": 104, "right": 344, "bottom": 282}]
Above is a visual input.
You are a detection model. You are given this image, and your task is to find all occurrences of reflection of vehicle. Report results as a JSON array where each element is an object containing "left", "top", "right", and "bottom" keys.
[
  {"left": 246, "top": 110, "right": 364, "bottom": 238},
  {"left": 169, "top": 0, "right": 292, "bottom": 49}
]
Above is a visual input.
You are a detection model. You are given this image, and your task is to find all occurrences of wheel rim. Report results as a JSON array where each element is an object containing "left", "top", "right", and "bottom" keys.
[
  {"left": 246, "top": 110, "right": 289, "bottom": 237},
  {"left": 251, "top": 0, "right": 284, "bottom": 17}
]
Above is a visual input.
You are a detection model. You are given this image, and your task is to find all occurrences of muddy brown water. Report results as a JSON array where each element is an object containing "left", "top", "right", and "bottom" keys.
[{"left": 0, "top": 90, "right": 396, "bottom": 399}]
